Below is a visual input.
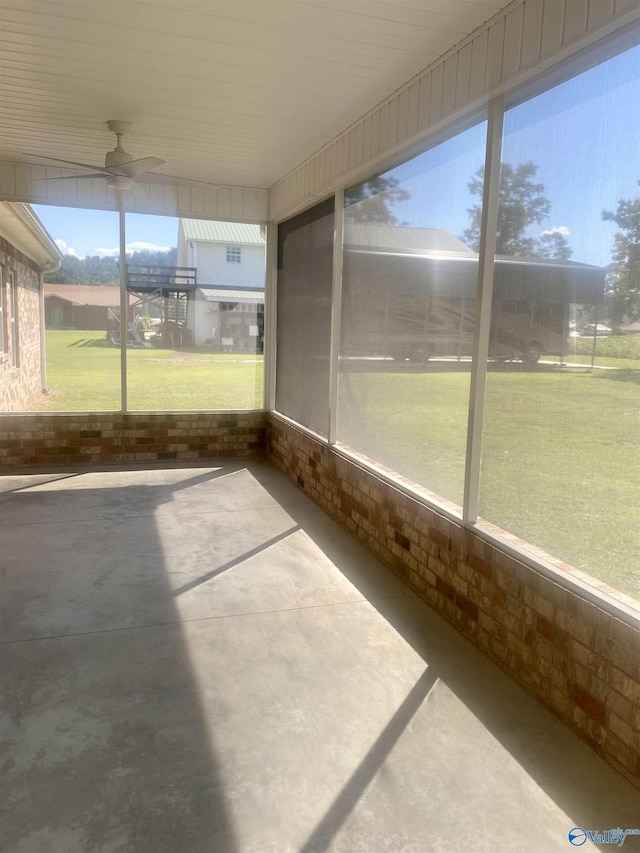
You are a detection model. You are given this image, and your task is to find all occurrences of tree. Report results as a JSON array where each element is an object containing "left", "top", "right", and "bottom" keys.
[
  {"left": 344, "top": 175, "right": 409, "bottom": 225},
  {"left": 461, "top": 161, "right": 551, "bottom": 256},
  {"left": 535, "top": 228, "right": 572, "bottom": 261},
  {"left": 602, "top": 180, "right": 640, "bottom": 324},
  {"left": 45, "top": 247, "right": 177, "bottom": 285}
]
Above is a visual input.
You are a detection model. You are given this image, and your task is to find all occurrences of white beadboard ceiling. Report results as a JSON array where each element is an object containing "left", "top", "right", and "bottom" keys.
[{"left": 0, "top": 0, "right": 515, "bottom": 193}]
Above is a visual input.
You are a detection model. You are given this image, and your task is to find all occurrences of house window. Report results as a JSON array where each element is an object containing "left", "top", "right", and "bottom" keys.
[
  {"left": 9, "top": 272, "right": 18, "bottom": 368},
  {"left": 0, "top": 268, "right": 4, "bottom": 354},
  {"left": 226, "top": 246, "right": 241, "bottom": 263}
]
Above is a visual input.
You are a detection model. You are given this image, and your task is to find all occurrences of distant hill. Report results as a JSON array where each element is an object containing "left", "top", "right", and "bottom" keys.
[{"left": 45, "top": 247, "right": 177, "bottom": 286}]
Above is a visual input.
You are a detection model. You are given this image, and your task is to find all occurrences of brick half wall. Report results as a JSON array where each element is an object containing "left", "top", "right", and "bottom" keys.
[
  {"left": 0, "top": 411, "right": 266, "bottom": 467},
  {"left": 266, "top": 412, "right": 640, "bottom": 788}
]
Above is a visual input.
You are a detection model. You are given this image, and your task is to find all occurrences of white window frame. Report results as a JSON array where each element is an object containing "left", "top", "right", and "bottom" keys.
[
  {"left": 0, "top": 268, "right": 4, "bottom": 354},
  {"left": 226, "top": 246, "right": 241, "bottom": 264},
  {"left": 9, "top": 271, "right": 18, "bottom": 369}
]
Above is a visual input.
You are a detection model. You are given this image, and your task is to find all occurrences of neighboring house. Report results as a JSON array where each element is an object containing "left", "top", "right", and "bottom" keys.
[
  {"left": 176, "top": 220, "right": 265, "bottom": 348},
  {"left": 0, "top": 202, "right": 62, "bottom": 412},
  {"left": 44, "top": 283, "right": 139, "bottom": 331}
]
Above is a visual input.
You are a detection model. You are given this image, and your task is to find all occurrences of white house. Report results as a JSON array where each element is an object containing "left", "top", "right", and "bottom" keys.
[{"left": 176, "top": 220, "right": 265, "bottom": 349}]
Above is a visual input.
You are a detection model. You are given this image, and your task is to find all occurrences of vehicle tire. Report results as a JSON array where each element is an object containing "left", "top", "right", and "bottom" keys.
[
  {"left": 411, "top": 344, "right": 431, "bottom": 363},
  {"left": 391, "top": 349, "right": 409, "bottom": 361}
]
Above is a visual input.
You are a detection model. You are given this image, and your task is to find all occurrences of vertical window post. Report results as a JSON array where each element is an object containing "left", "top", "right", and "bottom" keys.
[
  {"left": 119, "top": 204, "right": 128, "bottom": 412},
  {"left": 264, "top": 222, "right": 278, "bottom": 411},
  {"left": 328, "top": 188, "right": 344, "bottom": 444},
  {"left": 463, "top": 98, "right": 504, "bottom": 525}
]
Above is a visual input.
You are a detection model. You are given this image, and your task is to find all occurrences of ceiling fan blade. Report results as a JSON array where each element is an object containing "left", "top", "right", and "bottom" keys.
[
  {"left": 34, "top": 173, "right": 106, "bottom": 183},
  {"left": 141, "top": 172, "right": 223, "bottom": 188},
  {"left": 23, "top": 154, "right": 111, "bottom": 175},
  {"left": 114, "top": 156, "right": 166, "bottom": 179},
  {"left": 130, "top": 182, "right": 149, "bottom": 202}
]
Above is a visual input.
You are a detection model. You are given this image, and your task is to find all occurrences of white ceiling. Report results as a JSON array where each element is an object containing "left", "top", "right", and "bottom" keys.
[{"left": 0, "top": 0, "right": 514, "bottom": 191}]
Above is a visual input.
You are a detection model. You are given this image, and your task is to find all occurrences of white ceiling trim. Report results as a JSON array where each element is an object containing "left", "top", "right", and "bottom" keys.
[
  {"left": 0, "top": 0, "right": 515, "bottom": 218},
  {"left": 269, "top": 0, "right": 640, "bottom": 221}
]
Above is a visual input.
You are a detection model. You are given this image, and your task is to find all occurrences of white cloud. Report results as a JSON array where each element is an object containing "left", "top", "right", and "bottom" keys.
[
  {"left": 95, "top": 241, "right": 171, "bottom": 258},
  {"left": 540, "top": 226, "right": 570, "bottom": 238},
  {"left": 127, "top": 241, "right": 172, "bottom": 254},
  {"left": 55, "top": 238, "right": 81, "bottom": 258}
]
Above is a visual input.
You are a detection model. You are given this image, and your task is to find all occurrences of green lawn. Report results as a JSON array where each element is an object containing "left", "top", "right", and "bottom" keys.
[
  {"left": 338, "top": 360, "right": 639, "bottom": 600},
  {"left": 37, "top": 331, "right": 639, "bottom": 601},
  {"left": 40, "top": 330, "right": 263, "bottom": 411}
]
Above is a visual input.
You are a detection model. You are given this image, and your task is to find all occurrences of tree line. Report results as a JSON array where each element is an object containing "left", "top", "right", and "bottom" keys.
[{"left": 45, "top": 247, "right": 177, "bottom": 286}]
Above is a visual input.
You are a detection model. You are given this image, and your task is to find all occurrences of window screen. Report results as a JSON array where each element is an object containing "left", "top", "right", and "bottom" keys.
[
  {"left": 479, "top": 43, "right": 640, "bottom": 602},
  {"left": 276, "top": 198, "right": 335, "bottom": 437},
  {"left": 337, "top": 122, "right": 487, "bottom": 507}
]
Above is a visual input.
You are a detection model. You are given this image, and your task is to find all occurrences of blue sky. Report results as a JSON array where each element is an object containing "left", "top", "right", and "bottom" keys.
[
  {"left": 368, "top": 41, "right": 640, "bottom": 268},
  {"left": 33, "top": 42, "right": 639, "bottom": 269},
  {"left": 33, "top": 206, "right": 179, "bottom": 259}
]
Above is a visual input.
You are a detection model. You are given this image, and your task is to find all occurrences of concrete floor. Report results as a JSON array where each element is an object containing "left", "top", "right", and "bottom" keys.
[{"left": 1, "top": 461, "right": 638, "bottom": 853}]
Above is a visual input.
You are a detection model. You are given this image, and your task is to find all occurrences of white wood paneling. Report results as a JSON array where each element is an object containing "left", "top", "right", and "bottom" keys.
[
  {"left": 541, "top": 0, "right": 566, "bottom": 55},
  {"left": 0, "top": 0, "right": 517, "bottom": 199},
  {"left": 502, "top": 4, "right": 525, "bottom": 77},
  {"left": 486, "top": 16, "right": 506, "bottom": 89},
  {"left": 520, "top": 1, "right": 545, "bottom": 69},
  {"left": 455, "top": 42, "right": 473, "bottom": 107},
  {"left": 470, "top": 29, "right": 490, "bottom": 97},
  {"left": 269, "top": 0, "right": 640, "bottom": 222},
  {"left": 588, "top": 0, "right": 616, "bottom": 29},
  {"left": 564, "top": 0, "right": 590, "bottom": 40},
  {"left": 0, "top": 163, "right": 268, "bottom": 221}
]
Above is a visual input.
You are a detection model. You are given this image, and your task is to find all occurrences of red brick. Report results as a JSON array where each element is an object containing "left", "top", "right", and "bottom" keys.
[{"left": 568, "top": 681, "right": 606, "bottom": 725}]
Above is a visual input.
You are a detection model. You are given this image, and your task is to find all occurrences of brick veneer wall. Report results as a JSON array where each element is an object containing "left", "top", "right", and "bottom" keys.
[
  {"left": 266, "top": 413, "right": 640, "bottom": 788},
  {"left": 0, "top": 238, "right": 43, "bottom": 411},
  {"left": 0, "top": 411, "right": 266, "bottom": 467}
]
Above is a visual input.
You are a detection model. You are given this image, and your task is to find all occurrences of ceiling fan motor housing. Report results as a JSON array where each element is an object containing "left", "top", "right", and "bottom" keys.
[
  {"left": 105, "top": 145, "right": 132, "bottom": 169},
  {"left": 105, "top": 120, "right": 134, "bottom": 169},
  {"left": 107, "top": 175, "right": 133, "bottom": 191}
]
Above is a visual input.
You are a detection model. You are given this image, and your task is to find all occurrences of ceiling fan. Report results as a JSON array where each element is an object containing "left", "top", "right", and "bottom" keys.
[{"left": 25, "top": 120, "right": 209, "bottom": 192}]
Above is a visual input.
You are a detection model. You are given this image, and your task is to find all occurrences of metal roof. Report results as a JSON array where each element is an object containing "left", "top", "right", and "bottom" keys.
[
  {"left": 200, "top": 288, "right": 264, "bottom": 302},
  {"left": 181, "top": 221, "right": 265, "bottom": 245},
  {"left": 44, "top": 284, "right": 139, "bottom": 306},
  {"left": 344, "top": 225, "right": 475, "bottom": 255}
]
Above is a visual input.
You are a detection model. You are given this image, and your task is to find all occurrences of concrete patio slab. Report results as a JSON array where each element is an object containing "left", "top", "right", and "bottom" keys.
[{"left": 1, "top": 461, "right": 638, "bottom": 852}]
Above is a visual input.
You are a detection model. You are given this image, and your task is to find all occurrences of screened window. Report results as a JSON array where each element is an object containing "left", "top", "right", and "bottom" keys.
[
  {"left": 9, "top": 272, "right": 18, "bottom": 369},
  {"left": 276, "top": 198, "right": 335, "bottom": 437},
  {"left": 126, "top": 214, "right": 264, "bottom": 411},
  {"left": 337, "top": 122, "right": 487, "bottom": 507},
  {"left": 0, "top": 268, "right": 4, "bottom": 354},
  {"left": 478, "top": 43, "right": 640, "bottom": 602}
]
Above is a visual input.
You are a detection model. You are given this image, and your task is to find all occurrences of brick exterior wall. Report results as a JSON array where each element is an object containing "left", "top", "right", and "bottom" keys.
[
  {"left": 0, "top": 411, "right": 266, "bottom": 467},
  {"left": 0, "top": 237, "right": 43, "bottom": 411},
  {"left": 266, "top": 413, "right": 640, "bottom": 788}
]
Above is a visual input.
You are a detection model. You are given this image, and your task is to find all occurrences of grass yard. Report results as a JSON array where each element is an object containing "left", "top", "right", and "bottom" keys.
[
  {"left": 338, "top": 360, "right": 640, "bottom": 600},
  {"left": 37, "top": 331, "right": 639, "bottom": 602},
  {"left": 40, "top": 330, "right": 263, "bottom": 411}
]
